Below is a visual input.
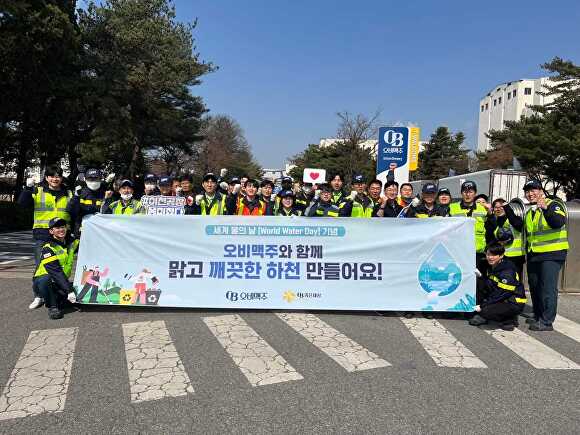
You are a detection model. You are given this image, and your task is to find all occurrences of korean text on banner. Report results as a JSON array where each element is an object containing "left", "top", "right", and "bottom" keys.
[{"left": 73, "top": 215, "right": 476, "bottom": 312}]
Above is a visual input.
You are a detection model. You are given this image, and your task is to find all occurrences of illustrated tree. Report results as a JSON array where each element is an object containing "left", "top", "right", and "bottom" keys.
[
  {"left": 487, "top": 57, "right": 580, "bottom": 199},
  {"left": 416, "top": 126, "right": 469, "bottom": 180}
]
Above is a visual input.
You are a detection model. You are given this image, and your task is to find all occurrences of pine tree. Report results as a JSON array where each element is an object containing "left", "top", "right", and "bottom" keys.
[{"left": 417, "top": 127, "right": 469, "bottom": 180}]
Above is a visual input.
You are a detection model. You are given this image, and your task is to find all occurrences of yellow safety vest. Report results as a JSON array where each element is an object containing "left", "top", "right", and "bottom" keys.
[
  {"left": 33, "top": 187, "right": 72, "bottom": 229},
  {"left": 201, "top": 195, "right": 227, "bottom": 215},
  {"left": 34, "top": 240, "right": 79, "bottom": 278},
  {"left": 494, "top": 219, "right": 524, "bottom": 257},
  {"left": 110, "top": 199, "right": 142, "bottom": 215},
  {"left": 351, "top": 196, "right": 374, "bottom": 218},
  {"left": 315, "top": 206, "right": 340, "bottom": 217},
  {"left": 525, "top": 199, "right": 569, "bottom": 253},
  {"left": 449, "top": 202, "right": 487, "bottom": 253}
]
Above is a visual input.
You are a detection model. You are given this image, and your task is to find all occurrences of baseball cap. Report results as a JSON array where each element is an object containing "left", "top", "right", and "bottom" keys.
[
  {"left": 229, "top": 176, "right": 240, "bottom": 185},
  {"left": 260, "top": 179, "right": 275, "bottom": 188},
  {"left": 461, "top": 181, "right": 477, "bottom": 192},
  {"left": 437, "top": 187, "right": 451, "bottom": 196},
  {"left": 523, "top": 179, "right": 542, "bottom": 191},
  {"left": 352, "top": 174, "right": 365, "bottom": 184},
  {"left": 144, "top": 174, "right": 157, "bottom": 183},
  {"left": 496, "top": 227, "right": 514, "bottom": 243},
  {"left": 119, "top": 179, "right": 134, "bottom": 188},
  {"left": 422, "top": 183, "right": 437, "bottom": 194},
  {"left": 48, "top": 217, "right": 67, "bottom": 229},
  {"left": 280, "top": 189, "right": 295, "bottom": 198},
  {"left": 281, "top": 176, "right": 293, "bottom": 184},
  {"left": 85, "top": 168, "right": 102, "bottom": 180},
  {"left": 203, "top": 173, "right": 218, "bottom": 182},
  {"left": 159, "top": 176, "right": 171, "bottom": 186}
]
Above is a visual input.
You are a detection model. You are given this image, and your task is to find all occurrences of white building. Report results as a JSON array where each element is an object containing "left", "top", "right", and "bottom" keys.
[
  {"left": 319, "top": 138, "right": 378, "bottom": 152},
  {"left": 477, "top": 77, "right": 556, "bottom": 152}
]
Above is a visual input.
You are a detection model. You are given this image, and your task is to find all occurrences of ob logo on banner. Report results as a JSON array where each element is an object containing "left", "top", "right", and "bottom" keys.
[{"left": 376, "top": 126, "right": 419, "bottom": 187}]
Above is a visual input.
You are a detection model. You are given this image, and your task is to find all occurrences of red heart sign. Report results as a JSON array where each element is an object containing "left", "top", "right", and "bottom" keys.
[{"left": 310, "top": 172, "right": 320, "bottom": 180}]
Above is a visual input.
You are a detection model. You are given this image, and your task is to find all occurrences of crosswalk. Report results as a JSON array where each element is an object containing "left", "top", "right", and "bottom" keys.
[{"left": 1, "top": 312, "right": 580, "bottom": 422}]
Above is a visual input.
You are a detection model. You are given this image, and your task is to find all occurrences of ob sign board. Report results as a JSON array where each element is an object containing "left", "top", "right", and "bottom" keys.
[
  {"left": 73, "top": 215, "right": 476, "bottom": 312},
  {"left": 376, "top": 127, "right": 418, "bottom": 187}
]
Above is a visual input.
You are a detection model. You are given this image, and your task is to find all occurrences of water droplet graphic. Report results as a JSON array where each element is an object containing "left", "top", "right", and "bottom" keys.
[{"left": 418, "top": 243, "right": 462, "bottom": 297}]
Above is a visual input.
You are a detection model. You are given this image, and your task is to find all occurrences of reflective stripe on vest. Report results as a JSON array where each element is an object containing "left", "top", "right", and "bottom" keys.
[
  {"left": 111, "top": 200, "right": 141, "bottom": 215},
  {"left": 525, "top": 199, "right": 569, "bottom": 253},
  {"left": 80, "top": 198, "right": 103, "bottom": 206},
  {"left": 351, "top": 200, "right": 373, "bottom": 218},
  {"left": 201, "top": 195, "right": 226, "bottom": 215},
  {"left": 237, "top": 199, "right": 266, "bottom": 216},
  {"left": 315, "top": 207, "right": 339, "bottom": 217},
  {"left": 494, "top": 219, "right": 524, "bottom": 257},
  {"left": 34, "top": 240, "right": 77, "bottom": 279},
  {"left": 33, "top": 187, "right": 72, "bottom": 229},
  {"left": 449, "top": 202, "right": 487, "bottom": 253}
]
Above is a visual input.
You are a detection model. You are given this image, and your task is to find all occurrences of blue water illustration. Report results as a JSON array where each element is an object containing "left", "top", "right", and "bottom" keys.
[{"left": 418, "top": 243, "right": 462, "bottom": 297}]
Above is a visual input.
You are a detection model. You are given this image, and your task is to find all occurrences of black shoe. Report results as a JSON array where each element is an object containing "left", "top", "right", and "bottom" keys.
[
  {"left": 469, "top": 314, "right": 488, "bottom": 326},
  {"left": 500, "top": 322, "right": 515, "bottom": 331},
  {"left": 521, "top": 311, "right": 535, "bottom": 319},
  {"left": 48, "top": 308, "right": 63, "bottom": 320},
  {"left": 525, "top": 317, "right": 538, "bottom": 324},
  {"left": 529, "top": 322, "right": 553, "bottom": 332}
]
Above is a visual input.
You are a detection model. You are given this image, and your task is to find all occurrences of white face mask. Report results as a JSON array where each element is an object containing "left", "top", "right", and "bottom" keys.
[
  {"left": 121, "top": 193, "right": 133, "bottom": 201},
  {"left": 86, "top": 181, "right": 101, "bottom": 191}
]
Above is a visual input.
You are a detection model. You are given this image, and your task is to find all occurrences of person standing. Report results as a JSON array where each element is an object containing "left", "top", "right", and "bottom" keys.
[
  {"left": 18, "top": 165, "right": 73, "bottom": 309},
  {"left": 101, "top": 180, "right": 145, "bottom": 215},
  {"left": 397, "top": 183, "right": 415, "bottom": 208},
  {"left": 67, "top": 168, "right": 108, "bottom": 237},
  {"left": 519, "top": 180, "right": 568, "bottom": 331},
  {"left": 328, "top": 172, "right": 348, "bottom": 206},
  {"left": 376, "top": 180, "right": 403, "bottom": 217},
  {"left": 405, "top": 183, "right": 442, "bottom": 218},
  {"left": 342, "top": 174, "right": 374, "bottom": 218},
  {"left": 276, "top": 190, "right": 302, "bottom": 216},
  {"left": 436, "top": 187, "right": 452, "bottom": 216},
  {"left": 487, "top": 198, "right": 525, "bottom": 279},
  {"left": 229, "top": 179, "right": 272, "bottom": 215},
  {"left": 193, "top": 173, "right": 228, "bottom": 215},
  {"left": 306, "top": 184, "right": 345, "bottom": 217}
]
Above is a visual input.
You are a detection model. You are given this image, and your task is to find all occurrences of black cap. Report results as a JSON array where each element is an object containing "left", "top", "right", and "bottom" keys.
[
  {"left": 159, "top": 176, "right": 171, "bottom": 186},
  {"left": 523, "top": 179, "right": 542, "bottom": 191},
  {"left": 281, "top": 176, "right": 293, "bottom": 184},
  {"left": 422, "top": 183, "right": 437, "bottom": 194},
  {"left": 229, "top": 176, "right": 240, "bottom": 185},
  {"left": 461, "top": 181, "right": 477, "bottom": 192},
  {"left": 119, "top": 179, "right": 134, "bottom": 188},
  {"left": 203, "top": 173, "right": 218, "bottom": 182},
  {"left": 319, "top": 183, "right": 332, "bottom": 192},
  {"left": 85, "top": 168, "right": 102, "bottom": 180},
  {"left": 352, "top": 174, "right": 365, "bottom": 184},
  {"left": 496, "top": 227, "right": 514, "bottom": 243},
  {"left": 260, "top": 179, "right": 275, "bottom": 188},
  {"left": 48, "top": 217, "right": 67, "bottom": 229},
  {"left": 280, "top": 189, "right": 295, "bottom": 198},
  {"left": 437, "top": 187, "right": 451, "bottom": 196},
  {"left": 144, "top": 174, "right": 157, "bottom": 183}
]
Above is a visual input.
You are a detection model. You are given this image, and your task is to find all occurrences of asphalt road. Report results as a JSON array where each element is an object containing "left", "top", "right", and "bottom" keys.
[{"left": 1, "top": 231, "right": 579, "bottom": 434}]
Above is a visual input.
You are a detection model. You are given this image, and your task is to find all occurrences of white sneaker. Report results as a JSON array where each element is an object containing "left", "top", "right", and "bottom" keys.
[{"left": 29, "top": 297, "right": 44, "bottom": 310}]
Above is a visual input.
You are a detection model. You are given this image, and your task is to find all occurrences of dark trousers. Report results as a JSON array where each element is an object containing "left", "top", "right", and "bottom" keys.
[
  {"left": 32, "top": 239, "right": 45, "bottom": 297},
  {"left": 527, "top": 260, "right": 564, "bottom": 326},
  {"left": 507, "top": 256, "right": 525, "bottom": 281},
  {"left": 476, "top": 253, "right": 488, "bottom": 298},
  {"left": 77, "top": 283, "right": 99, "bottom": 303},
  {"left": 480, "top": 302, "right": 523, "bottom": 324},
  {"left": 33, "top": 276, "right": 65, "bottom": 309}
]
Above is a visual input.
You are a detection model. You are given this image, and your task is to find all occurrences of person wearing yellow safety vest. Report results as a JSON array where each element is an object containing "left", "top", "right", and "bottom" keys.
[
  {"left": 447, "top": 180, "right": 492, "bottom": 277},
  {"left": 101, "top": 179, "right": 145, "bottom": 215},
  {"left": 67, "top": 168, "right": 109, "bottom": 236},
  {"left": 306, "top": 184, "right": 346, "bottom": 217},
  {"left": 487, "top": 198, "right": 525, "bottom": 279},
  {"left": 227, "top": 179, "right": 273, "bottom": 216},
  {"left": 192, "top": 173, "right": 228, "bottom": 215},
  {"left": 276, "top": 190, "right": 303, "bottom": 216},
  {"left": 514, "top": 180, "right": 569, "bottom": 331},
  {"left": 18, "top": 166, "right": 74, "bottom": 310},
  {"left": 328, "top": 172, "right": 349, "bottom": 207},
  {"left": 468, "top": 243, "right": 526, "bottom": 331},
  {"left": 259, "top": 179, "right": 277, "bottom": 213},
  {"left": 341, "top": 174, "right": 375, "bottom": 218},
  {"left": 32, "top": 217, "right": 79, "bottom": 319},
  {"left": 294, "top": 182, "right": 315, "bottom": 215},
  {"left": 405, "top": 183, "right": 445, "bottom": 218}
]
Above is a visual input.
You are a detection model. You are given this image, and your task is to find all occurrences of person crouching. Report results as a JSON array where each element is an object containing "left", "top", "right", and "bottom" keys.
[
  {"left": 32, "top": 218, "right": 79, "bottom": 319},
  {"left": 469, "top": 243, "right": 527, "bottom": 331}
]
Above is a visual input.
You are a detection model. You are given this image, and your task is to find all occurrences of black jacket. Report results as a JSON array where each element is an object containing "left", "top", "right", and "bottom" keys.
[
  {"left": 36, "top": 237, "right": 77, "bottom": 295},
  {"left": 375, "top": 199, "right": 403, "bottom": 218},
  {"left": 67, "top": 186, "right": 106, "bottom": 235},
  {"left": 481, "top": 258, "right": 526, "bottom": 307}
]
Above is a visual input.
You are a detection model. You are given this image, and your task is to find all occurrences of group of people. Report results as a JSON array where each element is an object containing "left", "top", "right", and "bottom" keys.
[{"left": 18, "top": 165, "right": 569, "bottom": 332}]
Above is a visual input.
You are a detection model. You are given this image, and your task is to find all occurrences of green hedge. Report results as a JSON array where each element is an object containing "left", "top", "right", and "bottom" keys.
[{"left": 0, "top": 201, "right": 32, "bottom": 232}]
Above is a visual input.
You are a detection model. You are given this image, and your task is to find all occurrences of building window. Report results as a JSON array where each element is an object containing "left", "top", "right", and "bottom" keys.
[
  {"left": 494, "top": 99, "right": 497, "bottom": 106},
  {"left": 513, "top": 89, "right": 517, "bottom": 97},
  {"left": 498, "top": 97, "right": 502, "bottom": 104},
  {"left": 507, "top": 92, "right": 511, "bottom": 100},
  {"left": 485, "top": 103, "right": 489, "bottom": 110},
  {"left": 481, "top": 105, "right": 484, "bottom": 112},
  {"left": 525, "top": 87, "right": 532, "bottom": 95}
]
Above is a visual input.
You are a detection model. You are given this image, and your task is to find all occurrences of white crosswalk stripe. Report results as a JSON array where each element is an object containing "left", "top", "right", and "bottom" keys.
[
  {"left": 554, "top": 315, "right": 580, "bottom": 344},
  {"left": 203, "top": 314, "right": 303, "bottom": 386},
  {"left": 276, "top": 313, "right": 391, "bottom": 372},
  {"left": 485, "top": 327, "right": 580, "bottom": 370},
  {"left": 400, "top": 317, "right": 487, "bottom": 368},
  {"left": 0, "top": 327, "right": 78, "bottom": 421},
  {"left": 122, "top": 321, "right": 194, "bottom": 402}
]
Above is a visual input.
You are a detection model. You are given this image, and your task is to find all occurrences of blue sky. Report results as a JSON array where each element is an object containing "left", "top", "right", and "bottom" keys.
[{"left": 173, "top": 0, "right": 580, "bottom": 168}]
